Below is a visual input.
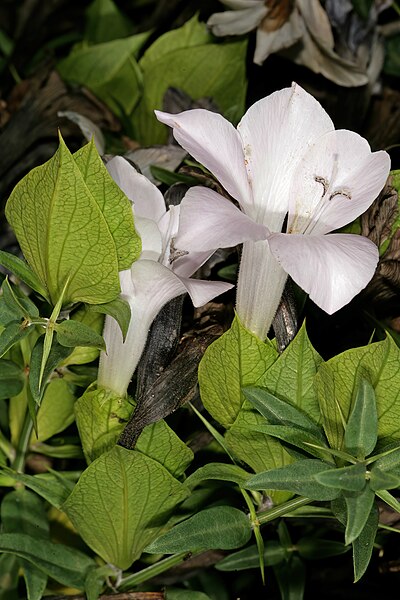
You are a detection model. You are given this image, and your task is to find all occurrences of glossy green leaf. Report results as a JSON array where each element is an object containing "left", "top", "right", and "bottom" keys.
[
  {"left": 63, "top": 446, "right": 189, "bottom": 569},
  {"left": 0, "top": 359, "right": 24, "bottom": 400},
  {"left": 73, "top": 139, "right": 141, "bottom": 270},
  {"left": 344, "top": 486, "right": 376, "bottom": 545},
  {"left": 245, "top": 460, "right": 341, "bottom": 501},
  {"left": 199, "top": 315, "right": 278, "bottom": 429},
  {"left": 296, "top": 537, "right": 349, "bottom": 560},
  {"left": 85, "top": 0, "right": 132, "bottom": 43},
  {"left": 86, "top": 296, "right": 131, "bottom": 341},
  {"left": 315, "top": 463, "right": 367, "bottom": 492},
  {"left": 56, "top": 319, "right": 106, "bottom": 350},
  {"left": 344, "top": 378, "right": 377, "bottom": 459},
  {"left": 0, "top": 533, "right": 95, "bottom": 589},
  {"left": 0, "top": 251, "right": 48, "bottom": 300},
  {"left": 352, "top": 502, "right": 379, "bottom": 582},
  {"left": 243, "top": 386, "right": 324, "bottom": 440},
  {"left": 369, "top": 466, "right": 400, "bottom": 491},
  {"left": 315, "top": 336, "right": 400, "bottom": 451},
  {"left": 74, "top": 385, "right": 133, "bottom": 462},
  {"left": 146, "top": 506, "right": 252, "bottom": 554},
  {"left": 0, "top": 320, "right": 31, "bottom": 358},
  {"left": 5, "top": 136, "right": 121, "bottom": 306},
  {"left": 185, "top": 463, "right": 251, "bottom": 490},
  {"left": 134, "top": 16, "right": 247, "bottom": 144},
  {"left": 58, "top": 35, "right": 148, "bottom": 118},
  {"left": 216, "top": 541, "right": 286, "bottom": 571}
]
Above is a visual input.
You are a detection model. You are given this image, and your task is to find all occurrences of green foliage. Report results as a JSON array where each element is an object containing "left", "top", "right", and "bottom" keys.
[
  {"left": 384, "top": 34, "right": 400, "bottom": 77},
  {"left": 63, "top": 446, "right": 190, "bottom": 569},
  {"left": 146, "top": 506, "right": 252, "bottom": 554},
  {"left": 85, "top": 0, "right": 132, "bottom": 44},
  {"left": 0, "top": 359, "right": 24, "bottom": 400}
]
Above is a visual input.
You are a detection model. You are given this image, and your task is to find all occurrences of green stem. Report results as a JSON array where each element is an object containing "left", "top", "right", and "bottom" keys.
[
  {"left": 392, "top": 1, "right": 400, "bottom": 16},
  {"left": 119, "top": 551, "right": 196, "bottom": 591},
  {"left": 257, "top": 496, "right": 312, "bottom": 525},
  {"left": 12, "top": 399, "right": 34, "bottom": 473},
  {"left": 0, "top": 429, "right": 15, "bottom": 462}
]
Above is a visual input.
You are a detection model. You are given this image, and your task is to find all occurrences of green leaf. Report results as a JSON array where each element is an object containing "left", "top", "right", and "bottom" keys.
[
  {"left": 1, "top": 278, "right": 39, "bottom": 321},
  {"left": 216, "top": 541, "right": 286, "bottom": 571},
  {"left": 74, "top": 386, "right": 133, "bottom": 462},
  {"left": 352, "top": 502, "right": 379, "bottom": 582},
  {"left": 63, "top": 446, "right": 189, "bottom": 569},
  {"left": 0, "top": 251, "right": 48, "bottom": 300},
  {"left": 60, "top": 305, "right": 104, "bottom": 366},
  {"left": 56, "top": 319, "right": 106, "bottom": 350},
  {"left": 0, "top": 533, "right": 95, "bottom": 589},
  {"left": 351, "top": 0, "right": 373, "bottom": 20},
  {"left": 149, "top": 165, "right": 198, "bottom": 187},
  {"left": 199, "top": 315, "right": 278, "bottom": 429},
  {"left": 0, "top": 320, "right": 31, "bottom": 358},
  {"left": 243, "top": 386, "right": 324, "bottom": 441},
  {"left": 136, "top": 420, "right": 193, "bottom": 479},
  {"left": 0, "top": 468, "right": 73, "bottom": 509},
  {"left": 86, "top": 297, "right": 131, "bottom": 342},
  {"left": 384, "top": 33, "right": 400, "bottom": 77},
  {"left": 0, "top": 359, "right": 24, "bottom": 400},
  {"left": 58, "top": 34, "right": 148, "bottom": 118},
  {"left": 315, "top": 463, "right": 367, "bottom": 492},
  {"left": 369, "top": 466, "right": 400, "bottom": 491},
  {"left": 73, "top": 139, "right": 141, "bottom": 270},
  {"left": 145, "top": 506, "right": 252, "bottom": 554},
  {"left": 245, "top": 460, "right": 341, "bottom": 501},
  {"left": 185, "top": 463, "right": 251, "bottom": 490},
  {"left": 273, "top": 555, "right": 306, "bottom": 600},
  {"left": 84, "top": 564, "right": 116, "bottom": 600},
  {"left": 315, "top": 336, "right": 400, "bottom": 451},
  {"left": 0, "top": 554, "right": 19, "bottom": 600},
  {"left": 29, "top": 335, "right": 72, "bottom": 403},
  {"left": 344, "top": 486, "right": 376, "bottom": 545},
  {"left": 371, "top": 446, "right": 400, "bottom": 472},
  {"left": 5, "top": 135, "right": 121, "bottom": 306},
  {"left": 85, "top": 0, "right": 132, "bottom": 44},
  {"left": 134, "top": 16, "right": 247, "bottom": 144},
  {"left": 166, "top": 590, "right": 212, "bottom": 600},
  {"left": 344, "top": 378, "right": 377, "bottom": 459},
  {"left": 296, "top": 537, "right": 349, "bottom": 560},
  {"left": 1, "top": 489, "right": 49, "bottom": 600},
  {"left": 257, "top": 322, "right": 323, "bottom": 423},
  {"left": 376, "top": 489, "right": 400, "bottom": 513},
  {"left": 30, "top": 379, "right": 75, "bottom": 444}
]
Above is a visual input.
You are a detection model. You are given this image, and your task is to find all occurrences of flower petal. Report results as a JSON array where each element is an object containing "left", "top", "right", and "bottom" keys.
[
  {"left": 288, "top": 129, "right": 391, "bottom": 235},
  {"left": 208, "top": 5, "right": 267, "bottom": 36},
  {"left": 174, "top": 186, "right": 268, "bottom": 253},
  {"left": 254, "top": 8, "right": 304, "bottom": 64},
  {"left": 135, "top": 216, "right": 162, "bottom": 261},
  {"left": 155, "top": 109, "right": 251, "bottom": 207},
  {"left": 237, "top": 83, "right": 334, "bottom": 231},
  {"left": 182, "top": 276, "right": 233, "bottom": 307},
  {"left": 268, "top": 232, "right": 379, "bottom": 314},
  {"left": 106, "top": 156, "right": 166, "bottom": 222}
]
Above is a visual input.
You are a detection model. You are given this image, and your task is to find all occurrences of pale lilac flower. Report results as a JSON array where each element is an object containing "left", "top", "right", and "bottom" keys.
[
  {"left": 156, "top": 83, "right": 390, "bottom": 340},
  {"left": 97, "top": 158, "right": 261, "bottom": 396}
]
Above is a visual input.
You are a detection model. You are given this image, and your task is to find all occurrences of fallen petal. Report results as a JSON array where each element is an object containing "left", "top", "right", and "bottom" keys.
[{"left": 208, "top": 5, "right": 267, "bottom": 37}]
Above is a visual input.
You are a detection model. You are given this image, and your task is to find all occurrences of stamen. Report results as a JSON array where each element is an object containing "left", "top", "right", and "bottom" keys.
[
  {"left": 329, "top": 189, "right": 352, "bottom": 201},
  {"left": 169, "top": 238, "right": 189, "bottom": 264},
  {"left": 314, "top": 175, "right": 329, "bottom": 196}
]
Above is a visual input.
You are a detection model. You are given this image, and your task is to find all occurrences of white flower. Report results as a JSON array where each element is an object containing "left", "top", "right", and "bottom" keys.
[
  {"left": 156, "top": 83, "right": 390, "bottom": 340},
  {"left": 207, "top": 0, "right": 369, "bottom": 87},
  {"left": 97, "top": 158, "right": 236, "bottom": 396}
]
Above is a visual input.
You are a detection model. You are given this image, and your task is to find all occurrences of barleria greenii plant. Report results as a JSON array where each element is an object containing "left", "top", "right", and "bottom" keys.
[{"left": 0, "top": 70, "right": 399, "bottom": 600}]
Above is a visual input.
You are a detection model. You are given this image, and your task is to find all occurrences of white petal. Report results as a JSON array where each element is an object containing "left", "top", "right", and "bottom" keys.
[
  {"left": 253, "top": 8, "right": 304, "bottom": 64},
  {"left": 208, "top": 5, "right": 267, "bottom": 36},
  {"left": 106, "top": 156, "right": 166, "bottom": 222},
  {"left": 175, "top": 187, "right": 268, "bottom": 253},
  {"left": 157, "top": 205, "right": 180, "bottom": 266},
  {"left": 173, "top": 249, "right": 216, "bottom": 279},
  {"left": 155, "top": 109, "right": 251, "bottom": 207},
  {"left": 237, "top": 83, "right": 334, "bottom": 231},
  {"left": 288, "top": 130, "right": 391, "bottom": 235},
  {"left": 58, "top": 110, "right": 105, "bottom": 155},
  {"left": 268, "top": 232, "right": 379, "bottom": 314},
  {"left": 135, "top": 216, "right": 162, "bottom": 261},
  {"left": 182, "top": 276, "right": 233, "bottom": 307}
]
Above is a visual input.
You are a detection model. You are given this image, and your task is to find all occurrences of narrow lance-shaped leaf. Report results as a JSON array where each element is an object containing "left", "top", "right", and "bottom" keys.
[
  {"left": 369, "top": 466, "right": 400, "bottom": 491},
  {"left": 0, "top": 321, "right": 31, "bottom": 359},
  {"left": 315, "top": 463, "right": 367, "bottom": 492},
  {"left": 1, "top": 278, "right": 39, "bottom": 320},
  {"left": 344, "top": 378, "right": 377, "bottom": 459},
  {"left": 344, "top": 486, "right": 376, "bottom": 545},
  {"left": 352, "top": 502, "right": 379, "bottom": 582},
  {"left": 0, "top": 250, "right": 49, "bottom": 300},
  {"left": 56, "top": 320, "right": 106, "bottom": 351}
]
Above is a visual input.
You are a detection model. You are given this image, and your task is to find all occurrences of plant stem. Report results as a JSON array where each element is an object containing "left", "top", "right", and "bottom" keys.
[
  {"left": 119, "top": 552, "right": 195, "bottom": 591},
  {"left": 257, "top": 496, "right": 312, "bottom": 525},
  {"left": 0, "top": 429, "right": 15, "bottom": 462},
  {"left": 12, "top": 396, "right": 34, "bottom": 473}
]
